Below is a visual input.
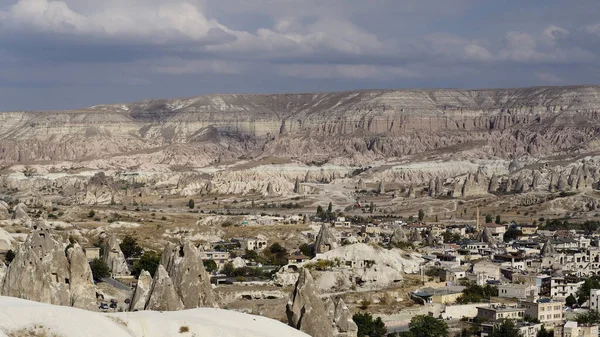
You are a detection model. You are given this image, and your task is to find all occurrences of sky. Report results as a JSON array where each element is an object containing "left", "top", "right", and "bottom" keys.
[{"left": 1, "top": 0, "right": 600, "bottom": 110}]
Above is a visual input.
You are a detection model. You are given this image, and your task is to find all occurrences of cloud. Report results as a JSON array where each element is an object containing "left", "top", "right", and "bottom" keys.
[
  {"left": 276, "top": 64, "right": 421, "bottom": 80},
  {"left": 535, "top": 72, "right": 564, "bottom": 84}
]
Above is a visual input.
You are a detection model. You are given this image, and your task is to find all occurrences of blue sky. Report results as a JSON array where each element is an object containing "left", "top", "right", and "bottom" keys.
[{"left": 0, "top": 0, "right": 599, "bottom": 110}]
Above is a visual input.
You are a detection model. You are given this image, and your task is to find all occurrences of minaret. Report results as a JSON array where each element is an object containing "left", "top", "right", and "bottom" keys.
[{"left": 476, "top": 207, "right": 480, "bottom": 232}]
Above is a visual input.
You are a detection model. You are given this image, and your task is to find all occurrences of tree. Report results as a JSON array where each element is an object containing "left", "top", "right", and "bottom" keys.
[
  {"left": 418, "top": 209, "right": 425, "bottom": 222},
  {"left": 576, "top": 310, "right": 600, "bottom": 324},
  {"left": 133, "top": 251, "right": 161, "bottom": 277},
  {"left": 299, "top": 243, "right": 315, "bottom": 258},
  {"left": 487, "top": 319, "right": 521, "bottom": 337},
  {"left": 503, "top": 227, "right": 522, "bottom": 242},
  {"left": 369, "top": 202, "right": 375, "bottom": 214},
  {"left": 405, "top": 315, "right": 448, "bottom": 337},
  {"left": 119, "top": 235, "right": 143, "bottom": 259},
  {"left": 265, "top": 242, "right": 288, "bottom": 265},
  {"left": 495, "top": 215, "right": 501, "bottom": 224},
  {"left": 88, "top": 209, "right": 95, "bottom": 218},
  {"left": 243, "top": 249, "right": 259, "bottom": 261},
  {"left": 203, "top": 259, "right": 218, "bottom": 273},
  {"left": 352, "top": 312, "right": 387, "bottom": 337},
  {"left": 4, "top": 249, "right": 15, "bottom": 265},
  {"left": 456, "top": 282, "right": 498, "bottom": 304},
  {"left": 188, "top": 199, "right": 195, "bottom": 209},
  {"left": 90, "top": 258, "right": 110, "bottom": 280},
  {"left": 485, "top": 214, "right": 493, "bottom": 223},
  {"left": 327, "top": 202, "right": 333, "bottom": 214},
  {"left": 316, "top": 205, "right": 324, "bottom": 216},
  {"left": 566, "top": 294, "right": 578, "bottom": 307},
  {"left": 222, "top": 262, "right": 235, "bottom": 277},
  {"left": 577, "top": 276, "right": 600, "bottom": 305},
  {"left": 537, "top": 326, "right": 553, "bottom": 337}
]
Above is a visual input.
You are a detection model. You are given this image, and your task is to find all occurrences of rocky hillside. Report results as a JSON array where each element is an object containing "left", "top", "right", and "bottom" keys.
[{"left": 2, "top": 85, "right": 600, "bottom": 167}]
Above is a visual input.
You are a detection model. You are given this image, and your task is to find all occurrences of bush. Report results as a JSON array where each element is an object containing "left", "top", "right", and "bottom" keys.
[
  {"left": 353, "top": 312, "right": 387, "bottom": 337},
  {"left": 188, "top": 199, "right": 195, "bottom": 209},
  {"left": 133, "top": 251, "right": 161, "bottom": 277},
  {"left": 179, "top": 326, "right": 189, "bottom": 333},
  {"left": 203, "top": 259, "right": 218, "bottom": 273},
  {"left": 119, "top": 235, "right": 143, "bottom": 259},
  {"left": 4, "top": 249, "right": 15, "bottom": 265},
  {"left": 88, "top": 210, "right": 95, "bottom": 218},
  {"left": 90, "top": 258, "right": 111, "bottom": 280}
]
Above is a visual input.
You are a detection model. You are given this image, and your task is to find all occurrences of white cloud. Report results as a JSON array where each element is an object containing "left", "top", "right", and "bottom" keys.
[
  {"left": 277, "top": 63, "right": 421, "bottom": 80},
  {"left": 535, "top": 72, "right": 564, "bottom": 84}
]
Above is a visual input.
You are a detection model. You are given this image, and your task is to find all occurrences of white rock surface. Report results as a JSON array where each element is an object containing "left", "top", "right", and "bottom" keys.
[{"left": 0, "top": 296, "right": 310, "bottom": 337}]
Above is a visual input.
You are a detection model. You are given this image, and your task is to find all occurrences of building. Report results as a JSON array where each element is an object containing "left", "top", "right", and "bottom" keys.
[
  {"left": 476, "top": 304, "right": 524, "bottom": 322},
  {"left": 241, "top": 238, "right": 268, "bottom": 251},
  {"left": 590, "top": 289, "right": 600, "bottom": 312},
  {"left": 482, "top": 223, "right": 506, "bottom": 240},
  {"left": 551, "top": 275, "right": 583, "bottom": 300},
  {"left": 481, "top": 322, "right": 542, "bottom": 337},
  {"left": 287, "top": 252, "right": 310, "bottom": 264},
  {"left": 555, "top": 321, "right": 599, "bottom": 337},
  {"left": 472, "top": 259, "right": 501, "bottom": 282},
  {"left": 83, "top": 247, "right": 101, "bottom": 261},
  {"left": 444, "top": 268, "right": 466, "bottom": 284},
  {"left": 522, "top": 298, "right": 564, "bottom": 327},
  {"left": 411, "top": 287, "right": 464, "bottom": 304},
  {"left": 199, "top": 251, "right": 230, "bottom": 268},
  {"left": 497, "top": 283, "right": 538, "bottom": 300}
]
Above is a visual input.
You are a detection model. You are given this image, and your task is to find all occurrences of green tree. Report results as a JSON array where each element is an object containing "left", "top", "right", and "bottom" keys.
[
  {"left": 577, "top": 276, "right": 600, "bottom": 305},
  {"left": 488, "top": 319, "right": 521, "bottom": 337},
  {"left": 456, "top": 282, "right": 498, "bottom": 304},
  {"left": 88, "top": 209, "right": 96, "bottom": 218},
  {"left": 188, "top": 199, "right": 195, "bottom": 209},
  {"left": 120, "top": 235, "right": 143, "bottom": 259},
  {"left": 495, "top": 215, "right": 501, "bottom": 224},
  {"left": 352, "top": 312, "right": 387, "bottom": 337},
  {"left": 222, "top": 261, "right": 235, "bottom": 277},
  {"left": 299, "top": 243, "right": 315, "bottom": 258},
  {"left": 133, "top": 251, "right": 161, "bottom": 277},
  {"left": 203, "top": 259, "right": 218, "bottom": 273},
  {"left": 265, "top": 242, "right": 288, "bottom": 265},
  {"left": 327, "top": 202, "right": 333, "bottom": 214},
  {"left": 576, "top": 310, "right": 600, "bottom": 324},
  {"left": 243, "top": 249, "right": 259, "bottom": 261},
  {"left": 418, "top": 209, "right": 425, "bottom": 222},
  {"left": 316, "top": 205, "right": 324, "bottom": 216},
  {"left": 89, "top": 258, "right": 110, "bottom": 280},
  {"left": 566, "top": 294, "right": 577, "bottom": 307},
  {"left": 537, "top": 326, "right": 553, "bottom": 337},
  {"left": 405, "top": 315, "right": 448, "bottom": 337},
  {"left": 485, "top": 214, "right": 493, "bottom": 223},
  {"left": 503, "top": 227, "right": 522, "bottom": 242},
  {"left": 4, "top": 249, "right": 15, "bottom": 265},
  {"left": 369, "top": 202, "right": 375, "bottom": 214}
]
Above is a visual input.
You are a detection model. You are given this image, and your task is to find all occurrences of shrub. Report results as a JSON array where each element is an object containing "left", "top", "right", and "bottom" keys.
[
  {"left": 90, "top": 258, "right": 110, "bottom": 280},
  {"left": 179, "top": 326, "right": 189, "bottom": 333}
]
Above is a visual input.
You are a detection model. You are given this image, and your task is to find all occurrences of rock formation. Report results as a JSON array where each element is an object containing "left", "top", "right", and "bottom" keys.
[
  {"left": 390, "top": 227, "right": 408, "bottom": 244},
  {"left": 145, "top": 265, "right": 184, "bottom": 311},
  {"left": 140, "top": 241, "right": 217, "bottom": 311},
  {"left": 377, "top": 181, "right": 385, "bottom": 194},
  {"left": 541, "top": 240, "right": 557, "bottom": 256},
  {"left": 333, "top": 298, "right": 358, "bottom": 337},
  {"left": 102, "top": 234, "right": 129, "bottom": 276},
  {"left": 477, "top": 227, "right": 497, "bottom": 247},
  {"left": 315, "top": 224, "right": 338, "bottom": 254},
  {"left": 357, "top": 179, "right": 366, "bottom": 190},
  {"left": 0, "top": 201, "right": 9, "bottom": 220},
  {"left": 129, "top": 270, "right": 153, "bottom": 311},
  {"left": 11, "top": 203, "right": 29, "bottom": 221},
  {"left": 293, "top": 177, "right": 302, "bottom": 194},
  {"left": 286, "top": 269, "right": 336, "bottom": 337},
  {"left": 0, "top": 227, "right": 14, "bottom": 251},
  {"left": 1, "top": 225, "right": 96, "bottom": 309}
]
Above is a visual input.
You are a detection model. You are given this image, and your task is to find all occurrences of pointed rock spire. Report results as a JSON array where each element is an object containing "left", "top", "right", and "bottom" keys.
[
  {"left": 145, "top": 265, "right": 184, "bottom": 311},
  {"left": 390, "top": 227, "right": 408, "bottom": 244},
  {"left": 286, "top": 269, "right": 336, "bottom": 337},
  {"left": 314, "top": 224, "right": 338, "bottom": 254},
  {"left": 130, "top": 270, "right": 153, "bottom": 311},
  {"left": 541, "top": 240, "right": 557, "bottom": 256},
  {"left": 103, "top": 234, "right": 130, "bottom": 276}
]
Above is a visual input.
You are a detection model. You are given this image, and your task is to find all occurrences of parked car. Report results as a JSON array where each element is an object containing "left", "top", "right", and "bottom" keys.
[{"left": 99, "top": 302, "right": 108, "bottom": 310}]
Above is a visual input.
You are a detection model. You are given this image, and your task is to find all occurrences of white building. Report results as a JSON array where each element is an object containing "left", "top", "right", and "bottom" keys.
[
  {"left": 590, "top": 289, "right": 600, "bottom": 312},
  {"left": 551, "top": 276, "right": 584, "bottom": 300},
  {"left": 498, "top": 284, "right": 538, "bottom": 300},
  {"left": 242, "top": 238, "right": 268, "bottom": 251}
]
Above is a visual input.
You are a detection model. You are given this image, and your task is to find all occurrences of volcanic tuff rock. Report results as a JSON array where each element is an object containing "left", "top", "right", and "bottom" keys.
[
  {"left": 287, "top": 269, "right": 336, "bottom": 337},
  {"left": 145, "top": 265, "right": 184, "bottom": 311},
  {"left": 148, "top": 241, "right": 217, "bottom": 310},
  {"left": 0, "top": 225, "right": 96, "bottom": 309},
  {"left": 315, "top": 224, "right": 338, "bottom": 254},
  {"left": 103, "top": 234, "right": 130, "bottom": 276},
  {"left": 129, "top": 269, "right": 153, "bottom": 311},
  {"left": 3, "top": 85, "right": 600, "bottom": 166}
]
